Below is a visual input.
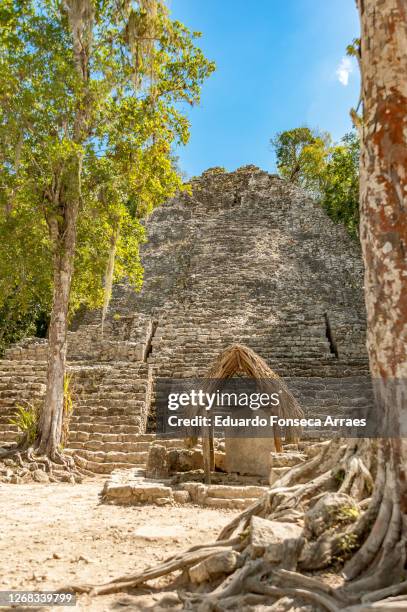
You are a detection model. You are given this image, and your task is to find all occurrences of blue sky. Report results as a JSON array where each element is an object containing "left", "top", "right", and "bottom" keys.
[{"left": 169, "top": 0, "right": 361, "bottom": 178}]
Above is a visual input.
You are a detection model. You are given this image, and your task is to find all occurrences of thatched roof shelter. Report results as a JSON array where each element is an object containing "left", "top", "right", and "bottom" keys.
[{"left": 196, "top": 344, "right": 304, "bottom": 482}]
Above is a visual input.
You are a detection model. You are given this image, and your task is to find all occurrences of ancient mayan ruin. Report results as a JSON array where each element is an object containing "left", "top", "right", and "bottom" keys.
[{"left": 0, "top": 165, "right": 370, "bottom": 478}]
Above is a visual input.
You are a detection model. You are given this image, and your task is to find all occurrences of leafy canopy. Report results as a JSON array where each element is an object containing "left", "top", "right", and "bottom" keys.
[
  {"left": 271, "top": 127, "right": 360, "bottom": 238},
  {"left": 0, "top": 0, "right": 215, "bottom": 350},
  {"left": 270, "top": 127, "right": 330, "bottom": 192}
]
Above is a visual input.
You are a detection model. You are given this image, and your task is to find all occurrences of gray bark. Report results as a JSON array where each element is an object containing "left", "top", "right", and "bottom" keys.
[{"left": 38, "top": 158, "right": 82, "bottom": 456}]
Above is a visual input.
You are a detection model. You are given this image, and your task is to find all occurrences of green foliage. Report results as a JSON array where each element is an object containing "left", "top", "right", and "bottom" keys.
[
  {"left": 346, "top": 38, "right": 361, "bottom": 60},
  {"left": 0, "top": 0, "right": 215, "bottom": 349},
  {"left": 10, "top": 403, "right": 40, "bottom": 445},
  {"left": 334, "top": 469, "right": 346, "bottom": 484},
  {"left": 334, "top": 532, "right": 360, "bottom": 563},
  {"left": 335, "top": 504, "right": 360, "bottom": 522},
  {"left": 61, "top": 373, "right": 74, "bottom": 447},
  {"left": 320, "top": 132, "right": 360, "bottom": 238},
  {"left": 271, "top": 128, "right": 360, "bottom": 238},
  {"left": 0, "top": 200, "right": 52, "bottom": 354},
  {"left": 9, "top": 375, "right": 73, "bottom": 447},
  {"left": 270, "top": 127, "right": 330, "bottom": 191}
]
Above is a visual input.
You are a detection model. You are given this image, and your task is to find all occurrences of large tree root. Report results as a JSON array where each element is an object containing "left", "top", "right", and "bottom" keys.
[
  {"left": 0, "top": 442, "right": 83, "bottom": 483},
  {"left": 73, "top": 540, "right": 241, "bottom": 596},
  {"left": 71, "top": 439, "right": 407, "bottom": 609}
]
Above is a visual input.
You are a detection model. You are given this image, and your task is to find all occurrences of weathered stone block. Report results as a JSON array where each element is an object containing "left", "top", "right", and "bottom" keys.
[
  {"left": 269, "top": 451, "right": 306, "bottom": 468},
  {"left": 250, "top": 516, "right": 303, "bottom": 559},
  {"left": 304, "top": 492, "right": 359, "bottom": 538},
  {"left": 32, "top": 469, "right": 49, "bottom": 483},
  {"left": 225, "top": 437, "right": 275, "bottom": 477},
  {"left": 189, "top": 550, "right": 240, "bottom": 583},
  {"left": 181, "top": 482, "right": 207, "bottom": 504},
  {"left": 155, "top": 497, "right": 173, "bottom": 506},
  {"left": 215, "top": 450, "right": 226, "bottom": 471},
  {"left": 104, "top": 484, "right": 133, "bottom": 500},
  {"left": 167, "top": 448, "right": 203, "bottom": 472},
  {"left": 146, "top": 444, "right": 169, "bottom": 479},
  {"left": 173, "top": 490, "right": 191, "bottom": 504},
  {"left": 132, "top": 483, "right": 173, "bottom": 501}
]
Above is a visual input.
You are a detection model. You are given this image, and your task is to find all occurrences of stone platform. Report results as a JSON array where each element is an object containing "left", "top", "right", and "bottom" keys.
[
  {"left": 101, "top": 469, "right": 270, "bottom": 510},
  {"left": 100, "top": 441, "right": 315, "bottom": 509}
]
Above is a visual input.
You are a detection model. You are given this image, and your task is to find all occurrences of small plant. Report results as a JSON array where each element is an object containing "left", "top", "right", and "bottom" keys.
[
  {"left": 334, "top": 469, "right": 345, "bottom": 484},
  {"left": 336, "top": 505, "right": 360, "bottom": 522},
  {"left": 334, "top": 532, "right": 360, "bottom": 563},
  {"left": 10, "top": 402, "right": 39, "bottom": 445},
  {"left": 61, "top": 374, "right": 74, "bottom": 447},
  {"left": 113, "top": 313, "right": 121, "bottom": 321}
]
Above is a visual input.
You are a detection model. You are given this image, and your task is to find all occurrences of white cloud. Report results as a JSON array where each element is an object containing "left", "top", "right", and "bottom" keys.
[{"left": 336, "top": 57, "right": 353, "bottom": 86}]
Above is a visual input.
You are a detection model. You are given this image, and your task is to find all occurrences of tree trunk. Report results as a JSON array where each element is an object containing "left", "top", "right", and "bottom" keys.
[
  {"left": 357, "top": 0, "right": 407, "bottom": 510},
  {"left": 37, "top": 159, "right": 82, "bottom": 458},
  {"left": 36, "top": 0, "right": 92, "bottom": 460},
  {"left": 101, "top": 224, "right": 120, "bottom": 335}
]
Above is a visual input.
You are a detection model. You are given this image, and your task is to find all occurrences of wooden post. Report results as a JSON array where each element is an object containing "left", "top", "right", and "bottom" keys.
[{"left": 202, "top": 429, "right": 211, "bottom": 484}]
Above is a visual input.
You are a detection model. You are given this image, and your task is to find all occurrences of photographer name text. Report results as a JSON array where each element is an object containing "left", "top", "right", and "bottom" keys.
[{"left": 167, "top": 415, "right": 367, "bottom": 428}]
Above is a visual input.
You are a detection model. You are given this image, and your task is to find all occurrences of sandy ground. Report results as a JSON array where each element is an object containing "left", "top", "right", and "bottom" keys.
[{"left": 0, "top": 480, "right": 237, "bottom": 611}]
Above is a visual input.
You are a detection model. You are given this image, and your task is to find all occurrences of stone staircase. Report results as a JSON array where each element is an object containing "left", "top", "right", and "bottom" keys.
[
  {"left": 0, "top": 355, "right": 155, "bottom": 474},
  {"left": 0, "top": 359, "right": 47, "bottom": 442},
  {"left": 66, "top": 362, "right": 153, "bottom": 473}
]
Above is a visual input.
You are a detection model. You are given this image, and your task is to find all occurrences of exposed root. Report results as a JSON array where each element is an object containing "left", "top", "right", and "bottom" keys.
[
  {"left": 248, "top": 577, "right": 343, "bottom": 612},
  {"left": 0, "top": 443, "right": 83, "bottom": 483},
  {"left": 70, "top": 439, "right": 407, "bottom": 609},
  {"left": 73, "top": 540, "right": 241, "bottom": 596},
  {"left": 339, "top": 443, "right": 407, "bottom": 599},
  {"left": 362, "top": 579, "right": 407, "bottom": 603},
  {"left": 179, "top": 559, "right": 265, "bottom": 609}
]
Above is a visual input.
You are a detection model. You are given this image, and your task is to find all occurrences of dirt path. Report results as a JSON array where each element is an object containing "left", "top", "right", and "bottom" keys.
[{"left": 0, "top": 480, "right": 237, "bottom": 611}]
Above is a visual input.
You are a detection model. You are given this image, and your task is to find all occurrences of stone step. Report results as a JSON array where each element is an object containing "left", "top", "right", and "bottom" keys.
[
  {"left": 70, "top": 423, "right": 141, "bottom": 434},
  {"left": 69, "top": 448, "right": 148, "bottom": 464},
  {"left": 0, "top": 374, "right": 45, "bottom": 390},
  {"left": 101, "top": 473, "right": 268, "bottom": 508},
  {"left": 72, "top": 399, "right": 145, "bottom": 409},
  {"left": 152, "top": 438, "right": 187, "bottom": 449},
  {"left": 0, "top": 429, "right": 19, "bottom": 441},
  {"left": 0, "top": 417, "right": 22, "bottom": 426},
  {"left": 69, "top": 431, "right": 155, "bottom": 443},
  {"left": 0, "top": 382, "right": 46, "bottom": 389},
  {"left": 74, "top": 390, "right": 147, "bottom": 398},
  {"left": 203, "top": 496, "right": 259, "bottom": 510},
  {"left": 71, "top": 453, "right": 145, "bottom": 475},
  {"left": 102, "top": 479, "right": 173, "bottom": 503},
  {"left": 69, "top": 440, "right": 151, "bottom": 452},
  {"left": 205, "top": 484, "right": 267, "bottom": 499},
  {"left": 69, "top": 422, "right": 144, "bottom": 433},
  {"left": 70, "top": 413, "right": 143, "bottom": 421},
  {"left": 70, "top": 409, "right": 144, "bottom": 419}
]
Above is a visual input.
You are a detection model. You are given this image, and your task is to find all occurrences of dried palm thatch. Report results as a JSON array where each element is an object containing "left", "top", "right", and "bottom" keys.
[
  {"left": 207, "top": 344, "right": 301, "bottom": 404},
  {"left": 189, "top": 344, "right": 304, "bottom": 482}
]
